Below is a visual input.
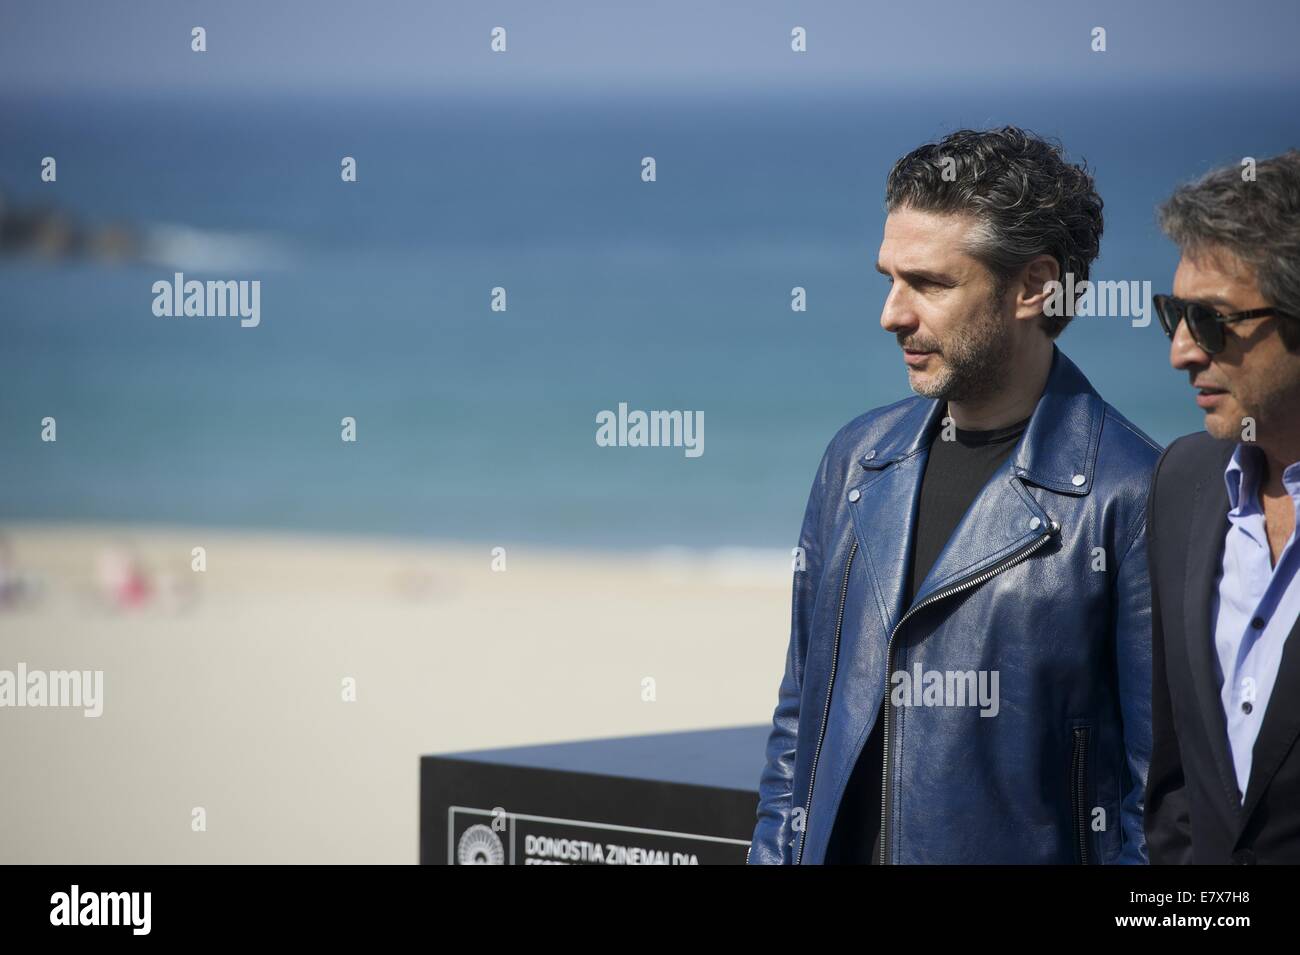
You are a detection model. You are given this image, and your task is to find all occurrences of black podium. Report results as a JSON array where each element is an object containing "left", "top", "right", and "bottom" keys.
[{"left": 420, "top": 725, "right": 767, "bottom": 865}]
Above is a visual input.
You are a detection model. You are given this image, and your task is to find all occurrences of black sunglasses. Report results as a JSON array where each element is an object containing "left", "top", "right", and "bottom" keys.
[{"left": 1153, "top": 294, "right": 1296, "bottom": 354}]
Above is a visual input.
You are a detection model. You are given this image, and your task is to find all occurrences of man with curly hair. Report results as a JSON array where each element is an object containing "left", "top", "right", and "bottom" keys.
[{"left": 749, "top": 128, "right": 1159, "bottom": 864}]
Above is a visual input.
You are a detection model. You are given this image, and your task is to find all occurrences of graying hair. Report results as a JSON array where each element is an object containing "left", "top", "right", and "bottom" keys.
[
  {"left": 1158, "top": 150, "right": 1300, "bottom": 349},
  {"left": 885, "top": 127, "right": 1104, "bottom": 339}
]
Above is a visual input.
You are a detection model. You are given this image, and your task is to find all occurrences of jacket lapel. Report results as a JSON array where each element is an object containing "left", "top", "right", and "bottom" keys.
[
  {"left": 1182, "top": 450, "right": 1242, "bottom": 814},
  {"left": 907, "top": 471, "right": 1050, "bottom": 608},
  {"left": 847, "top": 399, "right": 940, "bottom": 637},
  {"left": 848, "top": 347, "right": 1100, "bottom": 624},
  {"left": 912, "top": 347, "right": 1098, "bottom": 606},
  {"left": 1238, "top": 589, "right": 1300, "bottom": 824}
]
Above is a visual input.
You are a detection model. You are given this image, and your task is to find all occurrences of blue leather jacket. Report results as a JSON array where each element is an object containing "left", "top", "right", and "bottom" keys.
[{"left": 749, "top": 347, "right": 1159, "bottom": 864}]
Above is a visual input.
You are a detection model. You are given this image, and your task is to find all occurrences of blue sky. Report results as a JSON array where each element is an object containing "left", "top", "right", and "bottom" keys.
[{"left": 2, "top": 0, "right": 1298, "bottom": 95}]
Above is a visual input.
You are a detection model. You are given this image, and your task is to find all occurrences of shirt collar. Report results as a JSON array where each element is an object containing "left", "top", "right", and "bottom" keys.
[
  {"left": 1223, "top": 443, "right": 1300, "bottom": 516},
  {"left": 1287, "top": 462, "right": 1300, "bottom": 500},
  {"left": 1224, "top": 443, "right": 1263, "bottom": 516}
]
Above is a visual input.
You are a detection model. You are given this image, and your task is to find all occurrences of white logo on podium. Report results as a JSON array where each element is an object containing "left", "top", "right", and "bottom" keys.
[{"left": 457, "top": 823, "right": 505, "bottom": 865}]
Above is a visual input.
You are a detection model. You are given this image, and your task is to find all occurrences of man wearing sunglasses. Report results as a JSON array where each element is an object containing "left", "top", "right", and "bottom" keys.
[{"left": 1146, "top": 150, "right": 1300, "bottom": 864}]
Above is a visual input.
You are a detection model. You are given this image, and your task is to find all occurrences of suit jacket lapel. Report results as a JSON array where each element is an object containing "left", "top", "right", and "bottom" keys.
[
  {"left": 1239, "top": 590, "right": 1300, "bottom": 823},
  {"left": 1182, "top": 450, "right": 1242, "bottom": 814}
]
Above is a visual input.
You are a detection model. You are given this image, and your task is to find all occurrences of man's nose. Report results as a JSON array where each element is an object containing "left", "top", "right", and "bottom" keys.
[
  {"left": 880, "top": 286, "right": 917, "bottom": 335},
  {"left": 1169, "top": 315, "right": 1210, "bottom": 371}
]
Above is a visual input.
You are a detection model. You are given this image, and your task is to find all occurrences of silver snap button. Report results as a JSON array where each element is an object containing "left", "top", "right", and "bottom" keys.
[
  {"left": 1071, "top": 473, "right": 1085, "bottom": 487},
  {"left": 865, "top": 450, "right": 877, "bottom": 460},
  {"left": 1050, "top": 521, "right": 1060, "bottom": 533},
  {"left": 848, "top": 489, "right": 861, "bottom": 503},
  {"left": 1029, "top": 516, "right": 1041, "bottom": 530}
]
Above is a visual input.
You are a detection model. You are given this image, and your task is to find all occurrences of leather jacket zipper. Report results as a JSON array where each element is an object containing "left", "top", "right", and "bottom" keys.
[
  {"left": 1071, "top": 725, "right": 1090, "bottom": 864},
  {"left": 877, "top": 527, "right": 1056, "bottom": 864},
  {"left": 794, "top": 538, "right": 857, "bottom": 865}
]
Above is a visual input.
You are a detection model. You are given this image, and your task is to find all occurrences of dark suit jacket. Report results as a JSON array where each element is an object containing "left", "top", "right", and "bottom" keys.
[{"left": 1146, "top": 431, "right": 1300, "bottom": 864}]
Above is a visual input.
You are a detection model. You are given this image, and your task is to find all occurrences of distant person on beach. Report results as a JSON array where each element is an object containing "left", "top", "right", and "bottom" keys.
[
  {"left": 750, "top": 127, "right": 1158, "bottom": 864},
  {"left": 0, "top": 534, "right": 37, "bottom": 609},
  {"left": 95, "top": 544, "right": 153, "bottom": 610}
]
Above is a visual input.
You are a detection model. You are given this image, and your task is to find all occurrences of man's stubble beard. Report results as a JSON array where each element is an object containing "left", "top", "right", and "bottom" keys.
[
  {"left": 1208, "top": 368, "right": 1300, "bottom": 444},
  {"left": 905, "top": 293, "right": 1015, "bottom": 404}
]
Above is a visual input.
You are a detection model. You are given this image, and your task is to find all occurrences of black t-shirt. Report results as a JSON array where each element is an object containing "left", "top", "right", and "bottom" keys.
[{"left": 823, "top": 413, "right": 1030, "bottom": 864}]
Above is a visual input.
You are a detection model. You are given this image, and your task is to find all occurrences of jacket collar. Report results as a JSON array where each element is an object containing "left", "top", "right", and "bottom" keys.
[{"left": 860, "top": 345, "right": 1105, "bottom": 495}]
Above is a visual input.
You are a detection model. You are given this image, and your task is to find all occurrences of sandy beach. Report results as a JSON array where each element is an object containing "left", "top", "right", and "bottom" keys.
[{"left": 0, "top": 523, "right": 792, "bottom": 863}]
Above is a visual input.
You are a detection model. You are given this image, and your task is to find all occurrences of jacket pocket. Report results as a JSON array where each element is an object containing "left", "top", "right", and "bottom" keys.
[{"left": 1070, "top": 724, "right": 1091, "bottom": 865}]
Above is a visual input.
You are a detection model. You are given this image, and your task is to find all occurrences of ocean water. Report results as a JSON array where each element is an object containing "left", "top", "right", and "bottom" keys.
[{"left": 2, "top": 86, "right": 1297, "bottom": 549}]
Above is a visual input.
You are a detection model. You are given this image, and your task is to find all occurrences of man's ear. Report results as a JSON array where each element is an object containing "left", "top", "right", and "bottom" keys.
[{"left": 1014, "top": 255, "right": 1062, "bottom": 321}]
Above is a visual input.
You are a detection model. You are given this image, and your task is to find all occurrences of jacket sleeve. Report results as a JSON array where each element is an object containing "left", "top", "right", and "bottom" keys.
[
  {"left": 1112, "top": 508, "right": 1153, "bottom": 864},
  {"left": 1143, "top": 450, "right": 1195, "bottom": 863},
  {"left": 748, "top": 438, "right": 832, "bottom": 864}
]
